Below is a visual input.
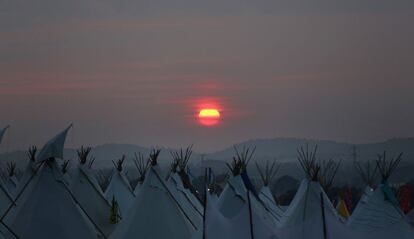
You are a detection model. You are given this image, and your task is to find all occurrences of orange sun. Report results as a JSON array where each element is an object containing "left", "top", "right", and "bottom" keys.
[{"left": 198, "top": 108, "right": 220, "bottom": 126}]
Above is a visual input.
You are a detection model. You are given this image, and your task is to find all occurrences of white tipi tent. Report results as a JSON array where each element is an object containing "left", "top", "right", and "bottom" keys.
[
  {"left": 347, "top": 158, "right": 378, "bottom": 225},
  {"left": 347, "top": 152, "right": 414, "bottom": 239},
  {"left": 4, "top": 125, "right": 101, "bottom": 239},
  {"left": 277, "top": 179, "right": 356, "bottom": 239},
  {"left": 277, "top": 145, "right": 356, "bottom": 239},
  {"left": 105, "top": 155, "right": 135, "bottom": 217},
  {"left": 70, "top": 146, "right": 115, "bottom": 236},
  {"left": 9, "top": 158, "right": 98, "bottom": 239},
  {"left": 111, "top": 149, "right": 196, "bottom": 239},
  {"left": 166, "top": 146, "right": 204, "bottom": 228},
  {"left": 216, "top": 147, "right": 279, "bottom": 233},
  {"left": 217, "top": 147, "right": 256, "bottom": 219},
  {"left": 256, "top": 160, "right": 284, "bottom": 221},
  {"left": 132, "top": 152, "right": 150, "bottom": 195},
  {"left": 192, "top": 190, "right": 279, "bottom": 239},
  {"left": 167, "top": 173, "right": 203, "bottom": 222},
  {"left": 217, "top": 174, "right": 246, "bottom": 218}
]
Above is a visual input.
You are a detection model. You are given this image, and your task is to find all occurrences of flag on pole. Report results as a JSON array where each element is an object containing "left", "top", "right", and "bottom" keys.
[
  {"left": 37, "top": 124, "right": 73, "bottom": 162},
  {"left": 0, "top": 125, "right": 10, "bottom": 145}
]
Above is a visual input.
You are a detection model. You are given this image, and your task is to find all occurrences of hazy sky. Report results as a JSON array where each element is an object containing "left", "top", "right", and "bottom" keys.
[{"left": 1, "top": 0, "right": 413, "bottom": 152}]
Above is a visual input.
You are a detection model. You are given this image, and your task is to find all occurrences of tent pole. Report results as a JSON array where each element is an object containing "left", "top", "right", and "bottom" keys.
[
  {"left": 320, "top": 192, "right": 327, "bottom": 239},
  {"left": 247, "top": 191, "right": 255, "bottom": 239}
]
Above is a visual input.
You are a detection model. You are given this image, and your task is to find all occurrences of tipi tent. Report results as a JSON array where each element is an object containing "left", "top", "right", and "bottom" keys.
[
  {"left": 256, "top": 160, "right": 284, "bottom": 221},
  {"left": 166, "top": 146, "right": 203, "bottom": 228},
  {"left": 192, "top": 190, "right": 279, "bottom": 239},
  {"left": 132, "top": 152, "right": 150, "bottom": 195},
  {"left": 347, "top": 152, "right": 414, "bottom": 239},
  {"left": 217, "top": 147, "right": 255, "bottom": 218},
  {"left": 277, "top": 145, "right": 355, "bottom": 239},
  {"left": 353, "top": 158, "right": 379, "bottom": 199},
  {"left": 70, "top": 146, "right": 115, "bottom": 236},
  {"left": 217, "top": 147, "right": 278, "bottom": 229},
  {"left": 110, "top": 149, "right": 196, "bottom": 239},
  {"left": 3, "top": 125, "right": 101, "bottom": 239},
  {"left": 9, "top": 158, "right": 98, "bottom": 239},
  {"left": 105, "top": 155, "right": 135, "bottom": 217}
]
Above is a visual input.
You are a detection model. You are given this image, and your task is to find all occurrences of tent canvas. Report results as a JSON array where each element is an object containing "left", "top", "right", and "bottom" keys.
[
  {"left": 171, "top": 173, "right": 203, "bottom": 214},
  {"left": 217, "top": 175, "right": 248, "bottom": 218},
  {"left": 4, "top": 176, "right": 18, "bottom": 196},
  {"left": 347, "top": 183, "right": 414, "bottom": 239},
  {"left": 105, "top": 169, "right": 135, "bottom": 217},
  {"left": 407, "top": 209, "right": 414, "bottom": 227},
  {"left": 71, "top": 164, "right": 115, "bottom": 236},
  {"left": 217, "top": 175, "right": 278, "bottom": 228},
  {"left": 256, "top": 160, "right": 284, "bottom": 221},
  {"left": 8, "top": 160, "right": 98, "bottom": 239},
  {"left": 192, "top": 190, "right": 278, "bottom": 239},
  {"left": 277, "top": 179, "right": 356, "bottom": 239},
  {"left": 167, "top": 173, "right": 203, "bottom": 228},
  {"left": 347, "top": 152, "right": 414, "bottom": 239},
  {"left": 0, "top": 181, "right": 13, "bottom": 217},
  {"left": 111, "top": 166, "right": 195, "bottom": 239},
  {"left": 259, "top": 186, "right": 284, "bottom": 221}
]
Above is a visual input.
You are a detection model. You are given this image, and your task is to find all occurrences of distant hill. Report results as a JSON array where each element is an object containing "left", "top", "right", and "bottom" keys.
[
  {"left": 1, "top": 137, "right": 413, "bottom": 184},
  {"left": 207, "top": 137, "right": 414, "bottom": 162},
  {"left": 200, "top": 137, "right": 414, "bottom": 186}
]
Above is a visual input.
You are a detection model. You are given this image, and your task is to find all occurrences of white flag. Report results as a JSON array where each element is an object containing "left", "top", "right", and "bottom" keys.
[
  {"left": 37, "top": 124, "right": 73, "bottom": 161},
  {"left": 0, "top": 125, "right": 10, "bottom": 145}
]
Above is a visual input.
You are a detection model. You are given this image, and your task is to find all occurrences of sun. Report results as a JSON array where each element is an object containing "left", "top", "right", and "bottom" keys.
[
  {"left": 198, "top": 108, "right": 220, "bottom": 126},
  {"left": 199, "top": 109, "right": 220, "bottom": 118}
]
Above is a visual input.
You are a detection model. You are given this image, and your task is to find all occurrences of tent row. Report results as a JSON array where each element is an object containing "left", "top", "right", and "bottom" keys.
[{"left": 0, "top": 125, "right": 413, "bottom": 239}]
